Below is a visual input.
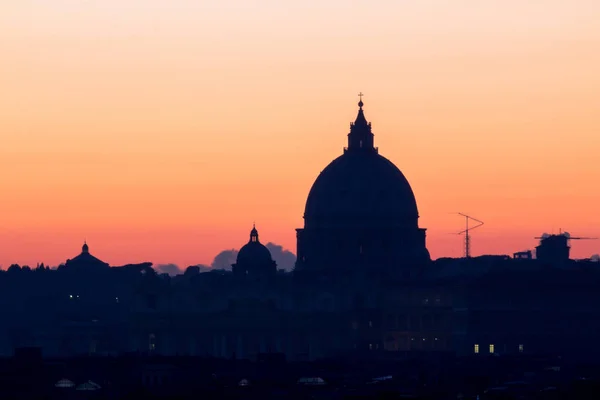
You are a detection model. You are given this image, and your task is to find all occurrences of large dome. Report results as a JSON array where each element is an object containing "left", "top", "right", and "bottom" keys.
[
  {"left": 295, "top": 97, "right": 430, "bottom": 272},
  {"left": 304, "top": 150, "right": 419, "bottom": 229},
  {"left": 303, "top": 98, "right": 419, "bottom": 229}
]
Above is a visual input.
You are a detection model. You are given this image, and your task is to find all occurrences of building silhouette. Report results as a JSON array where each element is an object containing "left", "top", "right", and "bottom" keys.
[
  {"left": 296, "top": 98, "right": 430, "bottom": 277},
  {"left": 1, "top": 98, "right": 600, "bottom": 364}
]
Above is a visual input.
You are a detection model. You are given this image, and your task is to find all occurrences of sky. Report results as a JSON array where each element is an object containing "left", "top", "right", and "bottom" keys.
[{"left": 1, "top": 0, "right": 600, "bottom": 268}]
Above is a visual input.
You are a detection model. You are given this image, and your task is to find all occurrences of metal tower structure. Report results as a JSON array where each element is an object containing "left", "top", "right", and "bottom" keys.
[
  {"left": 456, "top": 213, "right": 484, "bottom": 258},
  {"left": 534, "top": 231, "right": 597, "bottom": 243}
]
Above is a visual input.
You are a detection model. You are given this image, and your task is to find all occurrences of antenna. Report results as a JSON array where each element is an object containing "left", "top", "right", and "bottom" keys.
[{"left": 456, "top": 213, "right": 484, "bottom": 258}]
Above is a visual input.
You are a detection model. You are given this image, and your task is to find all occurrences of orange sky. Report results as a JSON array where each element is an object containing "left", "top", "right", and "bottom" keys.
[{"left": 1, "top": 1, "right": 600, "bottom": 269}]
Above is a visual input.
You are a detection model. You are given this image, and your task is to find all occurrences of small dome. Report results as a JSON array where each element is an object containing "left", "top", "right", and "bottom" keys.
[
  {"left": 65, "top": 241, "right": 109, "bottom": 269},
  {"left": 236, "top": 226, "right": 273, "bottom": 266}
]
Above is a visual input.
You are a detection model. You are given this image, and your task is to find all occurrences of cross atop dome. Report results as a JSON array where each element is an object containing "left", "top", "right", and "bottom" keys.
[{"left": 358, "top": 92, "right": 364, "bottom": 109}]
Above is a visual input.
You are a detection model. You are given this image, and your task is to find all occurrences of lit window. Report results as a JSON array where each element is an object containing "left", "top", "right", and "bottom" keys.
[
  {"left": 69, "top": 294, "right": 73, "bottom": 299},
  {"left": 518, "top": 344, "right": 524, "bottom": 353},
  {"left": 423, "top": 298, "right": 429, "bottom": 305},
  {"left": 489, "top": 344, "right": 495, "bottom": 354},
  {"left": 369, "top": 343, "right": 373, "bottom": 350},
  {"left": 149, "top": 334, "right": 156, "bottom": 351},
  {"left": 474, "top": 344, "right": 479, "bottom": 354},
  {"left": 115, "top": 297, "right": 119, "bottom": 303}
]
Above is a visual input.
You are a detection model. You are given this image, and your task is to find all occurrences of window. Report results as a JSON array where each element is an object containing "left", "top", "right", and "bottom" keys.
[
  {"left": 518, "top": 344, "right": 524, "bottom": 353},
  {"left": 149, "top": 334, "right": 156, "bottom": 351},
  {"left": 368, "top": 320, "right": 373, "bottom": 328},
  {"left": 351, "top": 320, "right": 358, "bottom": 330},
  {"left": 474, "top": 344, "right": 479, "bottom": 354},
  {"left": 369, "top": 343, "right": 373, "bottom": 350},
  {"left": 359, "top": 140, "right": 363, "bottom": 148},
  {"left": 489, "top": 344, "right": 495, "bottom": 354}
]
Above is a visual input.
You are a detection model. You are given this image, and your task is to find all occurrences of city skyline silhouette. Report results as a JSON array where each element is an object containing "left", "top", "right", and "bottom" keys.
[{"left": 2, "top": 3, "right": 600, "bottom": 398}]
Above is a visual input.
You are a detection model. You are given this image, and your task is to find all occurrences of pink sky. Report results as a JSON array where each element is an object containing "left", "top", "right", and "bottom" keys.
[{"left": 1, "top": 1, "right": 600, "bottom": 268}]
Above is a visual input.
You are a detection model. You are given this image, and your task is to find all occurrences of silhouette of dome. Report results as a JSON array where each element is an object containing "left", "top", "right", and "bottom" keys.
[
  {"left": 65, "top": 241, "right": 109, "bottom": 270},
  {"left": 296, "top": 96, "right": 429, "bottom": 273},
  {"left": 236, "top": 225, "right": 273, "bottom": 266},
  {"left": 304, "top": 151, "right": 419, "bottom": 228},
  {"left": 303, "top": 99, "right": 419, "bottom": 229}
]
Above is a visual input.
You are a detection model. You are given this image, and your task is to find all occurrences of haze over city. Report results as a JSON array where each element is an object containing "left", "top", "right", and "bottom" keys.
[{"left": 1, "top": 0, "right": 600, "bottom": 269}]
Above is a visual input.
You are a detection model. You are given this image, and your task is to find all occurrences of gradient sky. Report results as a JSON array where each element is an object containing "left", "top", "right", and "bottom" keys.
[{"left": 1, "top": 0, "right": 600, "bottom": 269}]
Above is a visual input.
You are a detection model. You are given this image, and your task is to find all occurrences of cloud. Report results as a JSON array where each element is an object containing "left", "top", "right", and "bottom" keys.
[
  {"left": 211, "top": 249, "right": 237, "bottom": 270},
  {"left": 265, "top": 242, "right": 296, "bottom": 271},
  {"left": 155, "top": 263, "right": 182, "bottom": 276},
  {"left": 209, "top": 243, "right": 296, "bottom": 271}
]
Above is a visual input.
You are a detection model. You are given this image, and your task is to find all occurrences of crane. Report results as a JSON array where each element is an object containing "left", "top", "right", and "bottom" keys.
[
  {"left": 456, "top": 213, "right": 484, "bottom": 258},
  {"left": 534, "top": 231, "right": 597, "bottom": 242}
]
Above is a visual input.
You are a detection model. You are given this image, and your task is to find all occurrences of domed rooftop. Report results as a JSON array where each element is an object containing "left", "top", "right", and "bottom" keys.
[
  {"left": 236, "top": 225, "right": 274, "bottom": 266},
  {"left": 65, "top": 241, "right": 109, "bottom": 269},
  {"left": 303, "top": 98, "right": 419, "bottom": 229}
]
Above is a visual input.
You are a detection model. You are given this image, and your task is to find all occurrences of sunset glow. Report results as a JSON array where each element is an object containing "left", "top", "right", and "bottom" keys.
[{"left": 1, "top": 0, "right": 600, "bottom": 269}]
